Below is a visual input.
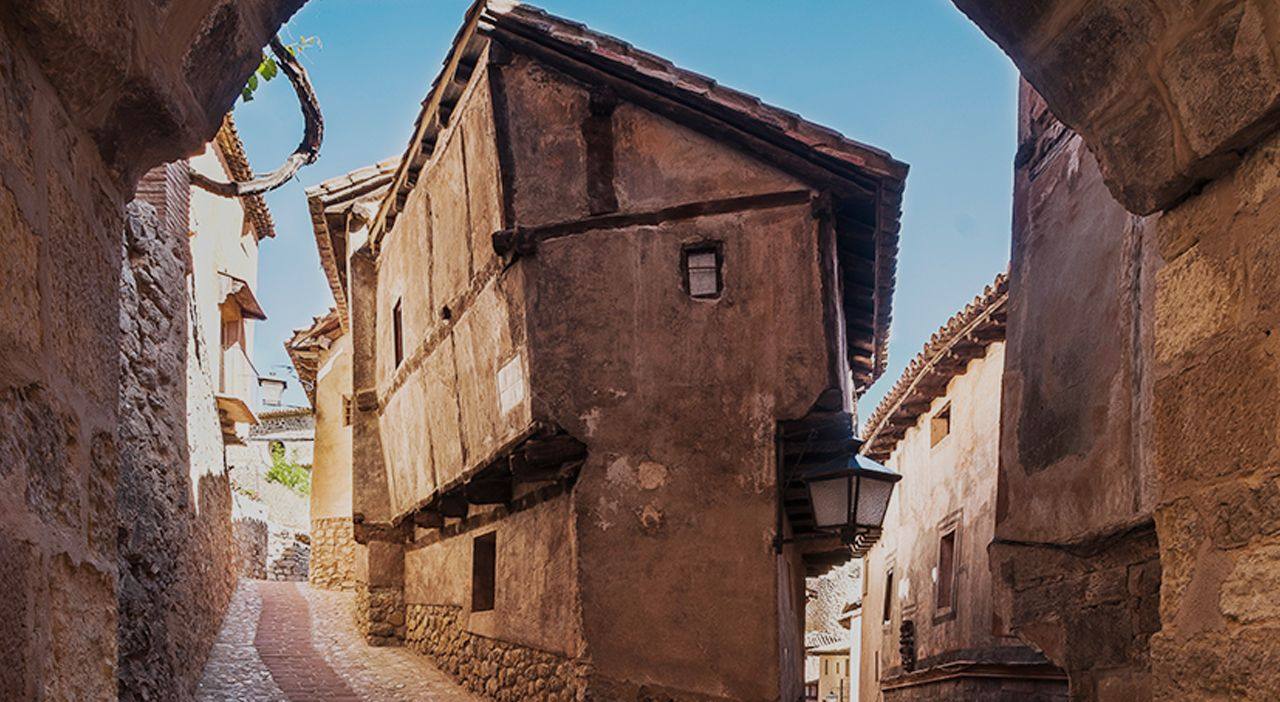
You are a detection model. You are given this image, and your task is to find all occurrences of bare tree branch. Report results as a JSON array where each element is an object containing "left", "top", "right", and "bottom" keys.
[{"left": 190, "top": 36, "right": 324, "bottom": 197}]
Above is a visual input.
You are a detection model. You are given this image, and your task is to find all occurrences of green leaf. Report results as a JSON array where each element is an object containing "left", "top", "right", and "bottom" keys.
[
  {"left": 241, "top": 85, "right": 254, "bottom": 102},
  {"left": 246, "top": 73, "right": 258, "bottom": 92},
  {"left": 259, "top": 57, "right": 278, "bottom": 82}
]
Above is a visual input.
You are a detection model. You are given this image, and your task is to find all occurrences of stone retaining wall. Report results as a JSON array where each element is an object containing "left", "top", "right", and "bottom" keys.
[
  {"left": 266, "top": 528, "right": 310, "bottom": 581},
  {"left": 357, "top": 585, "right": 406, "bottom": 647},
  {"left": 405, "top": 604, "right": 579, "bottom": 702},
  {"left": 310, "top": 517, "right": 358, "bottom": 590}
]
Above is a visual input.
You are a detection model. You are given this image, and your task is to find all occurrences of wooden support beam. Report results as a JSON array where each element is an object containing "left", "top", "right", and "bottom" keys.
[
  {"left": 466, "top": 479, "right": 513, "bottom": 505},
  {"left": 413, "top": 510, "right": 444, "bottom": 529},
  {"left": 437, "top": 493, "right": 469, "bottom": 519}
]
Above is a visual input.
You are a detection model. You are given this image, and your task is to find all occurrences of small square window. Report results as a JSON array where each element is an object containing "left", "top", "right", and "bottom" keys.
[
  {"left": 930, "top": 402, "right": 951, "bottom": 447},
  {"left": 472, "top": 532, "right": 496, "bottom": 612},
  {"left": 392, "top": 299, "right": 404, "bottom": 369},
  {"left": 683, "top": 244, "right": 722, "bottom": 298}
]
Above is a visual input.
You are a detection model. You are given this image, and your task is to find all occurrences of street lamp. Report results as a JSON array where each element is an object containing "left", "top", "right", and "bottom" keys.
[{"left": 801, "top": 453, "right": 902, "bottom": 541}]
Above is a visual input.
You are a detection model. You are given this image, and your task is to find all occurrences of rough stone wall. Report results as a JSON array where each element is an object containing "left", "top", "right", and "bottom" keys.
[
  {"left": 0, "top": 12, "right": 128, "bottom": 698},
  {"left": 118, "top": 194, "right": 239, "bottom": 700},
  {"left": 234, "top": 516, "right": 268, "bottom": 580},
  {"left": 266, "top": 527, "right": 310, "bottom": 581},
  {"left": 3, "top": 0, "right": 306, "bottom": 183},
  {"left": 310, "top": 517, "right": 359, "bottom": 590},
  {"left": 990, "top": 82, "right": 1162, "bottom": 702},
  {"left": 882, "top": 677, "right": 1069, "bottom": 702},
  {"left": 952, "top": 0, "right": 1280, "bottom": 216},
  {"left": 358, "top": 584, "right": 407, "bottom": 647},
  {"left": 0, "top": 1, "right": 301, "bottom": 698},
  {"left": 806, "top": 562, "right": 859, "bottom": 635},
  {"left": 405, "top": 604, "right": 580, "bottom": 702},
  {"left": 1149, "top": 121, "right": 1280, "bottom": 701}
]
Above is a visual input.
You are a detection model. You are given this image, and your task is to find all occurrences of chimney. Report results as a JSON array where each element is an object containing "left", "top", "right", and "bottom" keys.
[{"left": 259, "top": 377, "right": 287, "bottom": 407}]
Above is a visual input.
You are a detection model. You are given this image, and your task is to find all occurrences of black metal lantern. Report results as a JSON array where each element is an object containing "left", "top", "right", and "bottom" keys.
[{"left": 800, "top": 453, "right": 901, "bottom": 536}]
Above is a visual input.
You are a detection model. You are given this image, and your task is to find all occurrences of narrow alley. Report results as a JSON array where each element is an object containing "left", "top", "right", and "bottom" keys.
[{"left": 196, "top": 580, "right": 480, "bottom": 702}]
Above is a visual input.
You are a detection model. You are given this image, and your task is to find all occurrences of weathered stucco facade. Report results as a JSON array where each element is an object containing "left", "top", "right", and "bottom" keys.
[
  {"left": 986, "top": 83, "right": 1162, "bottom": 702},
  {"left": 345, "top": 4, "right": 906, "bottom": 700},
  {"left": 859, "top": 277, "right": 1067, "bottom": 701}
]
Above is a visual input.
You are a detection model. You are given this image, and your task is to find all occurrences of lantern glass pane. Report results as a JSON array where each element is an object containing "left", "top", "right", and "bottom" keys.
[
  {"left": 854, "top": 475, "right": 895, "bottom": 527},
  {"left": 808, "top": 476, "right": 850, "bottom": 528}
]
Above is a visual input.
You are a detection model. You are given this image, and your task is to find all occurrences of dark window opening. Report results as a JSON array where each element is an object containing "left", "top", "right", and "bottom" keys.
[
  {"left": 471, "top": 532, "right": 496, "bottom": 612},
  {"left": 937, "top": 528, "right": 957, "bottom": 612},
  {"left": 882, "top": 568, "right": 894, "bottom": 625},
  {"left": 682, "top": 243, "right": 723, "bottom": 299},
  {"left": 342, "top": 395, "right": 353, "bottom": 426},
  {"left": 393, "top": 299, "right": 404, "bottom": 368},
  {"left": 930, "top": 402, "right": 951, "bottom": 446}
]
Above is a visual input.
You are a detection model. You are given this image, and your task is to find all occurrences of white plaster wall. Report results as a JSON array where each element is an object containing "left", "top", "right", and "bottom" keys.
[
  {"left": 860, "top": 341, "right": 1009, "bottom": 699},
  {"left": 188, "top": 144, "right": 261, "bottom": 414}
]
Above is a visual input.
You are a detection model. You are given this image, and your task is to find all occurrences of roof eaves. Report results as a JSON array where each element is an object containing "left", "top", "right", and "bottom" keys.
[
  {"left": 215, "top": 115, "right": 276, "bottom": 240},
  {"left": 860, "top": 272, "right": 1009, "bottom": 461}
]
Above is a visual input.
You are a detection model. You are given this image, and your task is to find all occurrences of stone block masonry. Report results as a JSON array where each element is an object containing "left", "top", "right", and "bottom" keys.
[
  {"left": 310, "top": 517, "right": 359, "bottom": 590},
  {"left": 267, "top": 527, "right": 310, "bottom": 581},
  {"left": 358, "top": 584, "right": 407, "bottom": 647},
  {"left": 405, "top": 604, "right": 580, "bottom": 702}
]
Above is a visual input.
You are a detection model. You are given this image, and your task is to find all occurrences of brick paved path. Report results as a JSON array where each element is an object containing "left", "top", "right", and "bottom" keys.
[
  {"left": 197, "top": 579, "right": 479, "bottom": 701},
  {"left": 255, "top": 581, "right": 362, "bottom": 701}
]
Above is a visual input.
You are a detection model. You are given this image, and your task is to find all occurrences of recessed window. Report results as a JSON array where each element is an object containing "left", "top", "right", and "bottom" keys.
[
  {"left": 682, "top": 243, "right": 722, "bottom": 299},
  {"left": 342, "top": 395, "right": 353, "bottom": 426},
  {"left": 392, "top": 299, "right": 404, "bottom": 368},
  {"left": 882, "top": 568, "right": 894, "bottom": 625},
  {"left": 471, "top": 532, "right": 497, "bottom": 612},
  {"left": 930, "top": 402, "right": 951, "bottom": 447},
  {"left": 936, "top": 527, "right": 957, "bottom": 613}
]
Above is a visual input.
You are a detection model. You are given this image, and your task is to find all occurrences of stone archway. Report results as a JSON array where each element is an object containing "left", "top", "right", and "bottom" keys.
[{"left": 954, "top": 2, "right": 1280, "bottom": 699}]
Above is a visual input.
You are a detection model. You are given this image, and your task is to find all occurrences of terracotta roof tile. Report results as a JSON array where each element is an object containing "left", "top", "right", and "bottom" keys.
[
  {"left": 860, "top": 272, "right": 1009, "bottom": 461},
  {"left": 215, "top": 115, "right": 276, "bottom": 240},
  {"left": 285, "top": 308, "right": 343, "bottom": 407}
]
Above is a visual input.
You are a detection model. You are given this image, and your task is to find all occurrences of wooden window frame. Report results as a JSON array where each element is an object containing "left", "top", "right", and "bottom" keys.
[
  {"left": 882, "top": 564, "right": 895, "bottom": 627},
  {"left": 934, "top": 512, "right": 962, "bottom": 623},
  {"left": 681, "top": 241, "right": 724, "bottom": 299},
  {"left": 930, "top": 401, "right": 951, "bottom": 447}
]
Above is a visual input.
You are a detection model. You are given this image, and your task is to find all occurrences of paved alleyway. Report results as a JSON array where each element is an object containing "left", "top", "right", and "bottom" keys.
[{"left": 197, "top": 579, "right": 481, "bottom": 701}]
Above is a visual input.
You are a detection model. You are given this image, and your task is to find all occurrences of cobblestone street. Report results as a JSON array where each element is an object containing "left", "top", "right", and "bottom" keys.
[{"left": 196, "top": 580, "right": 481, "bottom": 701}]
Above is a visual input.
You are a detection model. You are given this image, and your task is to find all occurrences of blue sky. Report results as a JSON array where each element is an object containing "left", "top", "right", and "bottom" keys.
[{"left": 234, "top": 0, "right": 1018, "bottom": 419}]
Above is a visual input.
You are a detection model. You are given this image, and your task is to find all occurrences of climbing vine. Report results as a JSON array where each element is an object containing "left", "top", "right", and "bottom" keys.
[{"left": 265, "top": 441, "right": 312, "bottom": 495}]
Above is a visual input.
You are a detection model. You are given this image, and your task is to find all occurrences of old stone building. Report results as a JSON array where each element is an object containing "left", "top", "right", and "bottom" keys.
[
  {"left": 345, "top": 3, "right": 906, "bottom": 699},
  {"left": 290, "top": 159, "right": 400, "bottom": 592},
  {"left": 857, "top": 274, "right": 1067, "bottom": 701},
  {"left": 4, "top": 0, "right": 1280, "bottom": 699}
]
